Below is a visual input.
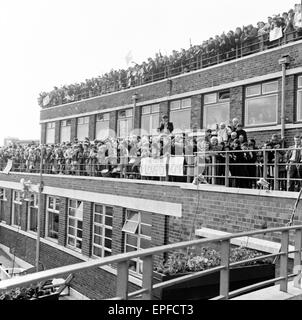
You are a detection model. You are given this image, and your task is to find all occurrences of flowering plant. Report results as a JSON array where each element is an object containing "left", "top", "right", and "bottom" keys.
[{"left": 154, "top": 247, "right": 272, "bottom": 275}]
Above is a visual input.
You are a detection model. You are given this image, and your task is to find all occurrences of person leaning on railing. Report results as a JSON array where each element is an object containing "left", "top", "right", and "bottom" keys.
[{"left": 286, "top": 134, "right": 302, "bottom": 192}]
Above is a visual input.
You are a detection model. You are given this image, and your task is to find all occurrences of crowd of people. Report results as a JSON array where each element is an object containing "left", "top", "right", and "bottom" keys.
[
  {"left": 1, "top": 115, "right": 300, "bottom": 191},
  {"left": 38, "top": 4, "right": 302, "bottom": 109}
]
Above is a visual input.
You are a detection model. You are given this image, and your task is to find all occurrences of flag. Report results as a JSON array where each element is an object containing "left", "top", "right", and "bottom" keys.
[
  {"left": 125, "top": 50, "right": 133, "bottom": 66},
  {"left": 42, "top": 94, "right": 50, "bottom": 107}
]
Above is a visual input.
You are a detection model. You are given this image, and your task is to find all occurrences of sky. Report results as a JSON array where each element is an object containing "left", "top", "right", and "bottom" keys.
[{"left": 0, "top": 0, "right": 297, "bottom": 144}]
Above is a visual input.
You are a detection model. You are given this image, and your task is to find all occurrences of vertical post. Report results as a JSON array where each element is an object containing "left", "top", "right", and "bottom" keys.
[
  {"left": 132, "top": 94, "right": 137, "bottom": 132},
  {"left": 274, "top": 150, "right": 278, "bottom": 191},
  {"left": 263, "top": 150, "right": 267, "bottom": 180},
  {"left": 142, "top": 255, "right": 153, "bottom": 300},
  {"left": 36, "top": 147, "right": 43, "bottom": 272},
  {"left": 225, "top": 151, "right": 229, "bottom": 188},
  {"left": 281, "top": 63, "right": 286, "bottom": 142},
  {"left": 212, "top": 155, "right": 217, "bottom": 185},
  {"left": 116, "top": 261, "right": 129, "bottom": 300},
  {"left": 280, "top": 230, "right": 289, "bottom": 293},
  {"left": 219, "top": 239, "right": 230, "bottom": 299},
  {"left": 294, "top": 228, "right": 302, "bottom": 288}
]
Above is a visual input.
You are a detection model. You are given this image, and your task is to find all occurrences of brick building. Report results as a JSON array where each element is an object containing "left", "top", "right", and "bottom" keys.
[{"left": 1, "top": 40, "right": 302, "bottom": 299}]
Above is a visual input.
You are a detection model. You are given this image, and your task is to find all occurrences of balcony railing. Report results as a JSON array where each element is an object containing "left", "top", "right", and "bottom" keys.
[
  {"left": 2, "top": 148, "right": 302, "bottom": 192},
  {"left": 41, "top": 29, "right": 302, "bottom": 108},
  {"left": 0, "top": 225, "right": 301, "bottom": 300}
]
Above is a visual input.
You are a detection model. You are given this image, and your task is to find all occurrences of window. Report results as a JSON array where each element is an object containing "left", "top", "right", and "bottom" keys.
[
  {"left": 46, "top": 122, "right": 55, "bottom": 144},
  {"left": 141, "top": 104, "right": 160, "bottom": 135},
  {"left": 27, "top": 194, "right": 38, "bottom": 233},
  {"left": 0, "top": 188, "right": 7, "bottom": 222},
  {"left": 245, "top": 81, "right": 278, "bottom": 127},
  {"left": 169, "top": 99, "right": 191, "bottom": 132},
  {"left": 96, "top": 113, "right": 110, "bottom": 140},
  {"left": 77, "top": 116, "right": 89, "bottom": 141},
  {"left": 297, "top": 76, "right": 302, "bottom": 121},
  {"left": 118, "top": 109, "right": 133, "bottom": 138},
  {"left": 122, "top": 210, "right": 151, "bottom": 275},
  {"left": 12, "top": 191, "right": 22, "bottom": 227},
  {"left": 45, "top": 196, "right": 60, "bottom": 241},
  {"left": 67, "top": 199, "right": 83, "bottom": 251},
  {"left": 92, "top": 204, "right": 113, "bottom": 258},
  {"left": 203, "top": 91, "right": 230, "bottom": 130},
  {"left": 60, "top": 119, "right": 71, "bottom": 143}
]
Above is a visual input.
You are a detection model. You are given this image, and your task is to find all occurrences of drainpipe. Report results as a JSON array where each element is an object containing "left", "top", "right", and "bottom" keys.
[
  {"left": 132, "top": 93, "right": 138, "bottom": 131},
  {"left": 278, "top": 55, "right": 290, "bottom": 146}
]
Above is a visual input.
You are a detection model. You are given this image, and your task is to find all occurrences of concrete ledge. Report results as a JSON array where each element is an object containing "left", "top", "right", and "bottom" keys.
[
  {"left": 195, "top": 227, "right": 299, "bottom": 260},
  {"left": 232, "top": 281, "right": 302, "bottom": 300}
]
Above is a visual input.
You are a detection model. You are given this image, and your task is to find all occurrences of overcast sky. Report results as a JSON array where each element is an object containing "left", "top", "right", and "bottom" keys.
[{"left": 0, "top": 0, "right": 296, "bottom": 144}]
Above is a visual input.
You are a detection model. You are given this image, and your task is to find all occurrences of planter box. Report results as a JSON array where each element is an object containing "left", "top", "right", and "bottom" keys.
[{"left": 153, "top": 263, "right": 275, "bottom": 300}]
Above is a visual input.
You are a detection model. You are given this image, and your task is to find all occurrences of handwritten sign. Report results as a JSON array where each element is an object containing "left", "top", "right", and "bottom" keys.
[
  {"left": 3, "top": 160, "right": 13, "bottom": 175},
  {"left": 270, "top": 27, "right": 283, "bottom": 42},
  {"left": 168, "top": 156, "right": 184, "bottom": 176},
  {"left": 140, "top": 157, "right": 167, "bottom": 177}
]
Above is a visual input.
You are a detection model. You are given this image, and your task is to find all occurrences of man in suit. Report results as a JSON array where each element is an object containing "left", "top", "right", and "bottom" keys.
[
  {"left": 158, "top": 115, "right": 174, "bottom": 134},
  {"left": 286, "top": 135, "right": 302, "bottom": 191}
]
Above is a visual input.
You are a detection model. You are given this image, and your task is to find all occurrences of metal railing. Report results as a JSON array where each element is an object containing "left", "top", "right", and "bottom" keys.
[
  {"left": 41, "top": 29, "right": 302, "bottom": 108},
  {"left": 0, "top": 225, "right": 301, "bottom": 300},
  {"left": 2, "top": 147, "right": 301, "bottom": 192}
]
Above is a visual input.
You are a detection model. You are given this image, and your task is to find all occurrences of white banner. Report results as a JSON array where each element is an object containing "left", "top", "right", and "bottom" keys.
[
  {"left": 140, "top": 157, "right": 167, "bottom": 177},
  {"left": 42, "top": 94, "right": 50, "bottom": 107},
  {"left": 3, "top": 159, "right": 13, "bottom": 174},
  {"left": 168, "top": 156, "right": 184, "bottom": 176},
  {"left": 269, "top": 27, "right": 283, "bottom": 42}
]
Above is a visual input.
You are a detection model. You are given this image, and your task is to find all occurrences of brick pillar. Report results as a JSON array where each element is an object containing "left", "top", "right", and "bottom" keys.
[
  {"left": 4, "top": 189, "right": 12, "bottom": 224},
  {"left": 39, "top": 194, "right": 46, "bottom": 238},
  {"left": 230, "top": 86, "right": 243, "bottom": 125},
  {"left": 191, "top": 94, "right": 202, "bottom": 130},
  {"left": 40, "top": 123, "right": 47, "bottom": 144},
  {"left": 82, "top": 201, "right": 93, "bottom": 257},
  {"left": 58, "top": 198, "right": 68, "bottom": 247},
  {"left": 109, "top": 111, "right": 117, "bottom": 139},
  {"left": 88, "top": 115, "right": 96, "bottom": 141},
  {"left": 70, "top": 118, "right": 77, "bottom": 141},
  {"left": 285, "top": 75, "right": 294, "bottom": 124},
  {"left": 111, "top": 206, "right": 125, "bottom": 256},
  {"left": 55, "top": 120, "right": 61, "bottom": 144}
]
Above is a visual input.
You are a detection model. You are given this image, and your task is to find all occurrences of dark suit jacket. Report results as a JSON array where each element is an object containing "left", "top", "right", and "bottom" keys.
[
  {"left": 286, "top": 146, "right": 301, "bottom": 163},
  {"left": 158, "top": 122, "right": 174, "bottom": 134}
]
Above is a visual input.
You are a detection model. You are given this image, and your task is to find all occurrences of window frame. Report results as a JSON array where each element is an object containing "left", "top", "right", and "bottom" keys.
[
  {"left": 203, "top": 101, "right": 230, "bottom": 130},
  {"left": 141, "top": 104, "right": 160, "bottom": 135},
  {"left": 12, "top": 190, "right": 22, "bottom": 227},
  {"left": 117, "top": 109, "right": 133, "bottom": 138},
  {"left": 0, "top": 188, "right": 7, "bottom": 222},
  {"left": 297, "top": 76, "right": 302, "bottom": 122},
  {"left": 27, "top": 194, "right": 38, "bottom": 234},
  {"left": 45, "top": 196, "right": 60, "bottom": 242},
  {"left": 46, "top": 122, "right": 56, "bottom": 144},
  {"left": 123, "top": 210, "right": 152, "bottom": 276},
  {"left": 67, "top": 199, "right": 83, "bottom": 252},
  {"left": 92, "top": 204, "right": 113, "bottom": 258}
]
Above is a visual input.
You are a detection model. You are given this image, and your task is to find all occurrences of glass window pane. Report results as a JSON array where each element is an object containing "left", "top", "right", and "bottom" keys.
[
  {"left": 77, "top": 123, "right": 89, "bottom": 141},
  {"left": 93, "top": 246, "right": 103, "bottom": 257},
  {"left": 55, "top": 199, "right": 60, "bottom": 211},
  {"left": 203, "top": 102, "right": 230, "bottom": 130},
  {"left": 95, "top": 120, "right": 110, "bottom": 140},
  {"left": 299, "top": 76, "right": 302, "bottom": 88},
  {"left": 262, "top": 81, "right": 278, "bottom": 94},
  {"left": 122, "top": 220, "right": 139, "bottom": 234},
  {"left": 126, "top": 234, "right": 138, "bottom": 247},
  {"left": 246, "top": 85, "right": 261, "bottom": 97},
  {"left": 76, "top": 240, "right": 82, "bottom": 249},
  {"left": 68, "top": 218, "right": 75, "bottom": 227},
  {"left": 104, "top": 238, "right": 112, "bottom": 249},
  {"left": 68, "top": 226, "right": 75, "bottom": 236},
  {"left": 204, "top": 93, "right": 217, "bottom": 104},
  {"left": 141, "top": 115, "right": 151, "bottom": 135},
  {"left": 105, "top": 206, "right": 113, "bottom": 216},
  {"left": 94, "top": 213, "right": 103, "bottom": 224},
  {"left": 68, "top": 237, "right": 75, "bottom": 246},
  {"left": 105, "top": 228, "right": 112, "bottom": 238},
  {"left": 245, "top": 95, "right": 278, "bottom": 126},
  {"left": 94, "top": 234, "right": 102, "bottom": 245},
  {"left": 170, "top": 109, "right": 191, "bottom": 132},
  {"left": 141, "top": 224, "right": 151, "bottom": 237},
  {"left": 104, "top": 250, "right": 111, "bottom": 257},
  {"left": 127, "top": 211, "right": 139, "bottom": 221},
  {"left": 94, "top": 225, "right": 102, "bottom": 235},
  {"left": 297, "top": 90, "right": 302, "bottom": 121},
  {"left": 170, "top": 100, "right": 181, "bottom": 110},
  {"left": 77, "top": 220, "right": 83, "bottom": 230},
  {"left": 48, "top": 197, "right": 54, "bottom": 209},
  {"left": 181, "top": 98, "right": 191, "bottom": 108},
  {"left": 126, "top": 245, "right": 137, "bottom": 253},
  {"left": 151, "top": 114, "right": 160, "bottom": 135},
  {"left": 126, "top": 109, "right": 133, "bottom": 117},
  {"left": 95, "top": 204, "right": 103, "bottom": 214},
  {"left": 141, "top": 238, "right": 151, "bottom": 249},
  {"left": 77, "top": 230, "right": 82, "bottom": 238},
  {"left": 60, "top": 125, "right": 71, "bottom": 143},
  {"left": 105, "top": 216, "right": 113, "bottom": 226},
  {"left": 218, "top": 91, "right": 230, "bottom": 100},
  {"left": 142, "top": 106, "right": 151, "bottom": 114},
  {"left": 151, "top": 104, "right": 160, "bottom": 113},
  {"left": 141, "top": 212, "right": 152, "bottom": 224}
]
